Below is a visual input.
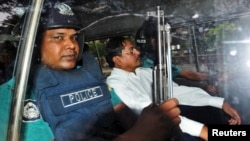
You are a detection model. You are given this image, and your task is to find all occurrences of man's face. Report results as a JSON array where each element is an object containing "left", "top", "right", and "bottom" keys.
[
  {"left": 114, "top": 39, "right": 141, "bottom": 72},
  {"left": 40, "top": 28, "right": 80, "bottom": 70}
]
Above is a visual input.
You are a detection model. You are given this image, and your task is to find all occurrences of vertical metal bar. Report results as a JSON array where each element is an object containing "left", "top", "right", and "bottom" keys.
[
  {"left": 152, "top": 6, "right": 173, "bottom": 104},
  {"left": 7, "top": 0, "right": 44, "bottom": 141},
  {"left": 156, "top": 6, "right": 165, "bottom": 103},
  {"left": 153, "top": 66, "right": 158, "bottom": 104},
  {"left": 165, "top": 23, "right": 173, "bottom": 99},
  {"left": 192, "top": 25, "right": 200, "bottom": 72}
]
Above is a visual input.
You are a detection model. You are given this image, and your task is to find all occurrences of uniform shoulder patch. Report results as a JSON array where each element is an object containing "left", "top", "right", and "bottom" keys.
[{"left": 22, "top": 99, "right": 40, "bottom": 122}]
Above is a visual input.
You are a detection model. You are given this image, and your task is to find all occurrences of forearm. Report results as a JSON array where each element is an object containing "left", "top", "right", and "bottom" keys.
[
  {"left": 180, "top": 70, "right": 208, "bottom": 81},
  {"left": 174, "top": 87, "right": 224, "bottom": 107}
]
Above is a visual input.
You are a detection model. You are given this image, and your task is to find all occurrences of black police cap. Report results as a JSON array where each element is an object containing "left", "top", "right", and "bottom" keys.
[{"left": 40, "top": 2, "right": 82, "bottom": 30}]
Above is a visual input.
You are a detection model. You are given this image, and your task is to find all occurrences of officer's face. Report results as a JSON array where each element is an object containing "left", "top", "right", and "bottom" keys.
[{"left": 40, "top": 28, "right": 80, "bottom": 70}]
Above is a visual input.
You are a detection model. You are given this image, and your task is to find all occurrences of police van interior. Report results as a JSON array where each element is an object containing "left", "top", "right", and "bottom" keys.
[{"left": 1, "top": 0, "right": 250, "bottom": 140}]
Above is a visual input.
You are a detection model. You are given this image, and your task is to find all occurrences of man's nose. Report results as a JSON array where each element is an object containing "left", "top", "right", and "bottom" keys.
[{"left": 65, "top": 38, "right": 76, "bottom": 49}]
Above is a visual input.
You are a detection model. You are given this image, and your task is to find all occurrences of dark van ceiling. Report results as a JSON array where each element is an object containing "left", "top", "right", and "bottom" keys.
[
  {"left": 73, "top": 0, "right": 250, "bottom": 27},
  {"left": 70, "top": 0, "right": 250, "bottom": 41},
  {"left": 2, "top": 0, "right": 250, "bottom": 41}
]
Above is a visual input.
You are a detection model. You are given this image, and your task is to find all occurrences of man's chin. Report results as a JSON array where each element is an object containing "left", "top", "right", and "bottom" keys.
[{"left": 59, "top": 62, "right": 77, "bottom": 70}]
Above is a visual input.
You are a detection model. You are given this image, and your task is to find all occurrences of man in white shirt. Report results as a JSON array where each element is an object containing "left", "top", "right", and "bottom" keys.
[{"left": 105, "top": 36, "right": 241, "bottom": 141}]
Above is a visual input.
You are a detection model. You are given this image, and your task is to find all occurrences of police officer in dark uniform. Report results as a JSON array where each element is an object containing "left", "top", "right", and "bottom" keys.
[{"left": 30, "top": 2, "right": 182, "bottom": 141}]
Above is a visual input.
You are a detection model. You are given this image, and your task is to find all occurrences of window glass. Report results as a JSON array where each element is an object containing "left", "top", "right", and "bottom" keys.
[{"left": 1, "top": 1, "right": 250, "bottom": 139}]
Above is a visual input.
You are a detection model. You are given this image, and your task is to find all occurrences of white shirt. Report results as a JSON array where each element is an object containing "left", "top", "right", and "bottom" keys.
[{"left": 107, "top": 67, "right": 225, "bottom": 137}]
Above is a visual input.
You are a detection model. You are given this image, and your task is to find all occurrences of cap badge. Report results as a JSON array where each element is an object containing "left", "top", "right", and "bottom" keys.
[{"left": 57, "top": 3, "right": 74, "bottom": 16}]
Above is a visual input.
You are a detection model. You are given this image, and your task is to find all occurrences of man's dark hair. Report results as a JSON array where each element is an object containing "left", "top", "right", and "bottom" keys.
[{"left": 105, "top": 36, "right": 127, "bottom": 68}]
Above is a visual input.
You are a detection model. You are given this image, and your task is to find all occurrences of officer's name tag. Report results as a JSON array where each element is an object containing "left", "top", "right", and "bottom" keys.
[{"left": 61, "top": 86, "right": 103, "bottom": 108}]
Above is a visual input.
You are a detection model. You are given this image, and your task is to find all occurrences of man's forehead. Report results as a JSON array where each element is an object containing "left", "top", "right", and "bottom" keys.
[{"left": 45, "top": 28, "right": 77, "bottom": 34}]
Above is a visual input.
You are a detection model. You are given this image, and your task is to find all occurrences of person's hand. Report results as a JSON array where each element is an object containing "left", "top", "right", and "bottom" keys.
[
  {"left": 113, "top": 98, "right": 181, "bottom": 141},
  {"left": 222, "top": 101, "right": 241, "bottom": 125},
  {"left": 159, "top": 98, "right": 181, "bottom": 125},
  {"left": 159, "top": 98, "right": 182, "bottom": 141}
]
